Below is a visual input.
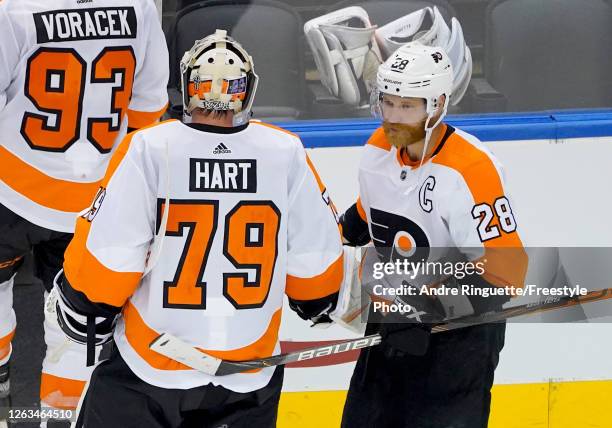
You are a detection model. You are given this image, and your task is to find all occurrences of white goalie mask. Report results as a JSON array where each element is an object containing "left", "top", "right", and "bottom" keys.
[
  {"left": 372, "top": 42, "right": 453, "bottom": 128},
  {"left": 180, "top": 29, "right": 258, "bottom": 126}
]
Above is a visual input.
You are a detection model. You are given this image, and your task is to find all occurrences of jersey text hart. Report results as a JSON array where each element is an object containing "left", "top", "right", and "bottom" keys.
[{"left": 190, "top": 159, "right": 257, "bottom": 193}]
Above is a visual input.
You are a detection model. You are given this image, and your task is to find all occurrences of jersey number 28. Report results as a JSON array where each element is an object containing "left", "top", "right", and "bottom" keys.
[{"left": 472, "top": 196, "right": 517, "bottom": 242}]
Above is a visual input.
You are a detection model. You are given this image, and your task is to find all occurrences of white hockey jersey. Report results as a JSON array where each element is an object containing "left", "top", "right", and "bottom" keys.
[
  {"left": 63, "top": 120, "right": 344, "bottom": 392},
  {"left": 0, "top": 0, "right": 168, "bottom": 232},
  {"left": 357, "top": 125, "right": 528, "bottom": 290}
]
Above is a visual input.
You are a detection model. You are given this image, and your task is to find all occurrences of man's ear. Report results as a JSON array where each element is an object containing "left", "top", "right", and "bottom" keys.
[
  {"left": 430, "top": 94, "right": 447, "bottom": 122},
  {"left": 438, "top": 94, "right": 447, "bottom": 111}
]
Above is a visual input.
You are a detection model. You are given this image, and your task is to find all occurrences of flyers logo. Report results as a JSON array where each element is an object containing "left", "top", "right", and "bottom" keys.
[
  {"left": 21, "top": 46, "right": 136, "bottom": 153},
  {"left": 369, "top": 208, "right": 430, "bottom": 264},
  {"left": 81, "top": 187, "right": 106, "bottom": 222},
  {"left": 322, "top": 188, "right": 340, "bottom": 224}
]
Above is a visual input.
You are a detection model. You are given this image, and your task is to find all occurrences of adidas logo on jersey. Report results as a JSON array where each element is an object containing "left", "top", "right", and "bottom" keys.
[{"left": 212, "top": 143, "right": 231, "bottom": 154}]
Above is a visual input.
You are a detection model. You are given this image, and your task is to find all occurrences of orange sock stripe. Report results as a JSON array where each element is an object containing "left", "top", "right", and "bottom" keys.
[
  {"left": 0, "top": 329, "right": 15, "bottom": 360},
  {"left": 40, "top": 373, "right": 86, "bottom": 410}
]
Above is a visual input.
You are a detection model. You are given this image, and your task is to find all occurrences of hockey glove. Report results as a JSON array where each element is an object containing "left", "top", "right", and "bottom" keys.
[
  {"left": 289, "top": 291, "right": 339, "bottom": 328},
  {"left": 339, "top": 203, "right": 370, "bottom": 246},
  {"left": 51, "top": 271, "right": 118, "bottom": 350}
]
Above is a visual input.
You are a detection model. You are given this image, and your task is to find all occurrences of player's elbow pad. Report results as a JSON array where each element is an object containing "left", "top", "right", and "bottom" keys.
[
  {"left": 340, "top": 203, "right": 370, "bottom": 246},
  {"left": 289, "top": 292, "right": 339, "bottom": 322}
]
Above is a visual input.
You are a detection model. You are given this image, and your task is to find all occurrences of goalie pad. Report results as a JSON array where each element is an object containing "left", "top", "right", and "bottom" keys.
[
  {"left": 304, "top": 6, "right": 382, "bottom": 106},
  {"left": 374, "top": 7, "right": 448, "bottom": 58},
  {"left": 374, "top": 6, "right": 472, "bottom": 106},
  {"left": 329, "top": 246, "right": 369, "bottom": 334}
]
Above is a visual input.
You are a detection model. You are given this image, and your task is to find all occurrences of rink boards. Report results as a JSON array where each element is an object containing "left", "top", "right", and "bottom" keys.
[{"left": 274, "top": 133, "right": 612, "bottom": 427}]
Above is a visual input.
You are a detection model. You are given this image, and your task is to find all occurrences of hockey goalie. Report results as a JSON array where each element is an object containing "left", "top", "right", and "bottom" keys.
[{"left": 50, "top": 30, "right": 344, "bottom": 427}]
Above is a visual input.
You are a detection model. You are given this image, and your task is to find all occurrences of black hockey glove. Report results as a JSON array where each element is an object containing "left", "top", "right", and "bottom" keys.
[
  {"left": 339, "top": 203, "right": 370, "bottom": 246},
  {"left": 289, "top": 292, "right": 339, "bottom": 327},
  {"left": 378, "top": 283, "right": 446, "bottom": 357}
]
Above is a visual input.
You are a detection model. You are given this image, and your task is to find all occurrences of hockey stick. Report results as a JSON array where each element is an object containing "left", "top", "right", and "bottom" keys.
[{"left": 150, "top": 287, "right": 612, "bottom": 376}]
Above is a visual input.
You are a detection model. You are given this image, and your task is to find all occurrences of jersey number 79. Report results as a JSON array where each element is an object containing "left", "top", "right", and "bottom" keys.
[{"left": 159, "top": 199, "right": 281, "bottom": 311}]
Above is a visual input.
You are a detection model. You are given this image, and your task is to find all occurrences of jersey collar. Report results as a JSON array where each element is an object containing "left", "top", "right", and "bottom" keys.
[
  {"left": 396, "top": 124, "right": 455, "bottom": 169},
  {"left": 185, "top": 122, "right": 250, "bottom": 134}
]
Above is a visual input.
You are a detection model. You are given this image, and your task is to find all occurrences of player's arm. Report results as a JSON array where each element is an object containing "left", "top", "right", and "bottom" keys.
[
  {"left": 445, "top": 159, "right": 528, "bottom": 314},
  {"left": 339, "top": 198, "right": 371, "bottom": 246},
  {"left": 57, "top": 131, "right": 156, "bottom": 343},
  {"left": 0, "top": 4, "right": 21, "bottom": 111},
  {"left": 285, "top": 147, "right": 344, "bottom": 323},
  {"left": 126, "top": 2, "right": 169, "bottom": 132}
]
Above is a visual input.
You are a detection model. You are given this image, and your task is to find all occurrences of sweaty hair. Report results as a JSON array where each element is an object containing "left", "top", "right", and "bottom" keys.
[{"left": 194, "top": 108, "right": 229, "bottom": 120}]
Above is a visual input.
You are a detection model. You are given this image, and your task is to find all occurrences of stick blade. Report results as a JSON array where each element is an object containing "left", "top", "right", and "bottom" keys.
[{"left": 149, "top": 333, "right": 223, "bottom": 376}]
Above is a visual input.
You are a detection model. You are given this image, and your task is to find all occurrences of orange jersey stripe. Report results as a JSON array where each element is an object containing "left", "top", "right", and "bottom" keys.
[
  {"left": 433, "top": 134, "right": 528, "bottom": 290},
  {"left": 0, "top": 145, "right": 102, "bottom": 212},
  {"left": 366, "top": 127, "right": 391, "bottom": 151},
  {"left": 127, "top": 103, "right": 168, "bottom": 129},
  {"left": 250, "top": 120, "right": 300, "bottom": 139},
  {"left": 0, "top": 329, "right": 15, "bottom": 360},
  {"left": 123, "top": 301, "right": 281, "bottom": 372},
  {"left": 40, "top": 373, "right": 86, "bottom": 410},
  {"left": 305, "top": 154, "right": 326, "bottom": 193},
  {"left": 356, "top": 198, "right": 367, "bottom": 221},
  {"left": 63, "top": 225, "right": 142, "bottom": 307},
  {"left": 286, "top": 253, "right": 343, "bottom": 300}
]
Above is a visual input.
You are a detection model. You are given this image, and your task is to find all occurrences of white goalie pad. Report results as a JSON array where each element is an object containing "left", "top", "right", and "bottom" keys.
[
  {"left": 330, "top": 246, "right": 369, "bottom": 335},
  {"left": 375, "top": 7, "right": 472, "bottom": 106},
  {"left": 304, "top": 7, "right": 382, "bottom": 106},
  {"left": 449, "top": 22, "right": 472, "bottom": 104},
  {"left": 375, "top": 7, "right": 448, "bottom": 58}
]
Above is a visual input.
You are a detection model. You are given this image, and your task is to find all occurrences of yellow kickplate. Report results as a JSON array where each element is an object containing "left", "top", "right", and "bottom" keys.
[{"left": 278, "top": 380, "right": 612, "bottom": 428}]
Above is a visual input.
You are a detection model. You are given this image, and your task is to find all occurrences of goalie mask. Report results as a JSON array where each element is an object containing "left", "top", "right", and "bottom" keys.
[{"left": 180, "top": 29, "right": 258, "bottom": 126}]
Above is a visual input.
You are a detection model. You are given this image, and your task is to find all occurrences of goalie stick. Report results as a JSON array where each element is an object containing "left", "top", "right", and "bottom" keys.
[{"left": 150, "top": 287, "right": 612, "bottom": 376}]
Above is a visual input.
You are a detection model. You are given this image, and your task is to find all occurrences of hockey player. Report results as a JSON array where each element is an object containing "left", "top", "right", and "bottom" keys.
[
  {"left": 0, "top": 0, "right": 169, "bottom": 419},
  {"left": 339, "top": 43, "right": 528, "bottom": 427},
  {"left": 53, "top": 30, "right": 343, "bottom": 427}
]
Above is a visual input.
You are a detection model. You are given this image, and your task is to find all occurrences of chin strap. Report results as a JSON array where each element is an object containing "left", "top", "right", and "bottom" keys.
[{"left": 403, "top": 105, "right": 446, "bottom": 195}]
